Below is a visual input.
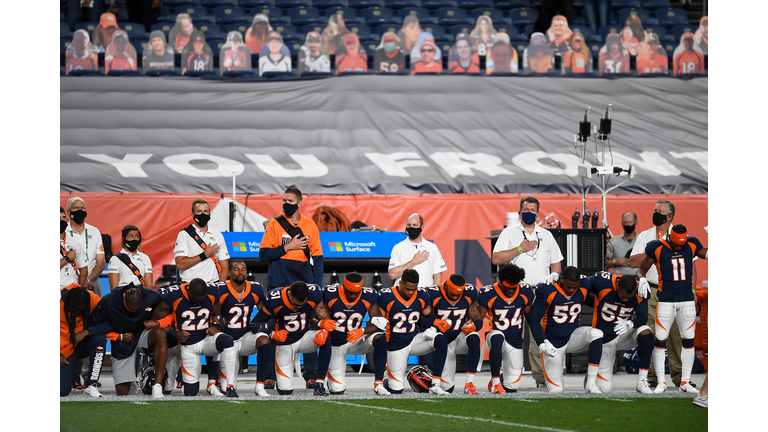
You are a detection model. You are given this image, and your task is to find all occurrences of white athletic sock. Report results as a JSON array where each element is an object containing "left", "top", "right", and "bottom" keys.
[
  {"left": 638, "top": 369, "right": 649, "bottom": 381},
  {"left": 492, "top": 376, "right": 500, "bottom": 386},
  {"left": 255, "top": 382, "right": 265, "bottom": 391},
  {"left": 652, "top": 347, "right": 667, "bottom": 384},
  {"left": 466, "top": 372, "right": 475, "bottom": 384},
  {"left": 681, "top": 347, "right": 695, "bottom": 384},
  {"left": 586, "top": 364, "right": 598, "bottom": 387}
]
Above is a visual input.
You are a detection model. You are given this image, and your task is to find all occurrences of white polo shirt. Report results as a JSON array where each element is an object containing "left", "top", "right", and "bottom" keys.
[
  {"left": 388, "top": 237, "right": 448, "bottom": 287},
  {"left": 174, "top": 225, "right": 230, "bottom": 283},
  {"left": 630, "top": 226, "right": 672, "bottom": 285},
  {"left": 60, "top": 238, "right": 87, "bottom": 289},
  {"left": 65, "top": 222, "right": 104, "bottom": 274},
  {"left": 492, "top": 222, "right": 564, "bottom": 286},
  {"left": 108, "top": 248, "right": 153, "bottom": 287}
]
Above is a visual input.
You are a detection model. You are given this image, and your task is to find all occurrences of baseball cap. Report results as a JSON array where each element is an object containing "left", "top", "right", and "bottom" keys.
[
  {"left": 647, "top": 33, "right": 660, "bottom": 45},
  {"left": 343, "top": 32, "right": 359, "bottom": 44},
  {"left": 305, "top": 31, "right": 321, "bottom": 42},
  {"left": 113, "top": 32, "right": 128, "bottom": 42},
  {"left": 267, "top": 31, "right": 283, "bottom": 42},
  {"left": 527, "top": 34, "right": 552, "bottom": 56},
  {"left": 193, "top": 35, "right": 204, "bottom": 43},
  {"left": 419, "top": 38, "right": 437, "bottom": 51},
  {"left": 99, "top": 13, "right": 118, "bottom": 29},
  {"left": 253, "top": 13, "right": 269, "bottom": 25},
  {"left": 682, "top": 32, "right": 694, "bottom": 42}
]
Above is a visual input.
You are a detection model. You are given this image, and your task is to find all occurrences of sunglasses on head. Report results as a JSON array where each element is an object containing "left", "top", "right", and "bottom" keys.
[{"left": 421, "top": 48, "right": 435, "bottom": 53}]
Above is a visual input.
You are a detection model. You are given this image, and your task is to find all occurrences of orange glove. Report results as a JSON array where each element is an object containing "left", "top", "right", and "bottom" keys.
[
  {"left": 346, "top": 328, "right": 365, "bottom": 344},
  {"left": 313, "top": 329, "right": 329, "bottom": 346},
  {"left": 433, "top": 319, "right": 451, "bottom": 333},
  {"left": 319, "top": 319, "right": 337, "bottom": 332},
  {"left": 271, "top": 329, "right": 288, "bottom": 342},
  {"left": 461, "top": 321, "right": 476, "bottom": 334}
]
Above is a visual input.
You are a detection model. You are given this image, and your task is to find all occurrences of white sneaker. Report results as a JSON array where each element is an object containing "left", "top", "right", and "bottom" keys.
[
  {"left": 429, "top": 384, "right": 448, "bottom": 395},
  {"left": 164, "top": 381, "right": 174, "bottom": 394},
  {"left": 254, "top": 384, "right": 270, "bottom": 397},
  {"left": 680, "top": 382, "right": 699, "bottom": 394},
  {"left": 84, "top": 384, "right": 103, "bottom": 398},
  {"left": 692, "top": 394, "right": 708, "bottom": 408},
  {"left": 374, "top": 383, "right": 391, "bottom": 396},
  {"left": 207, "top": 383, "right": 225, "bottom": 397},
  {"left": 653, "top": 382, "right": 667, "bottom": 394},
  {"left": 636, "top": 378, "right": 653, "bottom": 394},
  {"left": 585, "top": 383, "right": 602, "bottom": 394},
  {"left": 151, "top": 383, "right": 164, "bottom": 399}
]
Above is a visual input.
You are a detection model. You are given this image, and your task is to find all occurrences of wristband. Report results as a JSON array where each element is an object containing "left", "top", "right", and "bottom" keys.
[
  {"left": 517, "top": 246, "right": 523, "bottom": 254},
  {"left": 65, "top": 256, "right": 71, "bottom": 263},
  {"left": 613, "top": 259, "right": 616, "bottom": 265},
  {"left": 198, "top": 252, "right": 207, "bottom": 261},
  {"left": 119, "top": 334, "right": 123, "bottom": 342}
]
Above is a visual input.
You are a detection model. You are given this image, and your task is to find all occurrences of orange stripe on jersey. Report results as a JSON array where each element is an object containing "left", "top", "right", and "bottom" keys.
[
  {"left": 172, "top": 298, "right": 183, "bottom": 330},
  {"left": 307, "top": 301, "right": 317, "bottom": 309},
  {"left": 493, "top": 283, "right": 519, "bottom": 304},
  {"left": 362, "top": 300, "right": 371, "bottom": 310},
  {"left": 181, "top": 361, "right": 195, "bottom": 377},
  {"left": 654, "top": 306, "right": 666, "bottom": 330},
  {"left": 541, "top": 353, "right": 559, "bottom": 387},
  {"left": 220, "top": 293, "right": 229, "bottom": 304},
  {"left": 276, "top": 361, "right": 291, "bottom": 379},
  {"left": 432, "top": 297, "right": 441, "bottom": 307},
  {"left": 541, "top": 291, "right": 557, "bottom": 332},
  {"left": 592, "top": 288, "right": 613, "bottom": 327},
  {"left": 386, "top": 364, "right": 400, "bottom": 382},
  {"left": 328, "top": 298, "right": 337, "bottom": 309},
  {"left": 327, "top": 371, "right": 343, "bottom": 385},
  {"left": 393, "top": 287, "right": 417, "bottom": 308},
  {"left": 689, "top": 242, "right": 698, "bottom": 257},
  {"left": 281, "top": 287, "right": 293, "bottom": 311}
]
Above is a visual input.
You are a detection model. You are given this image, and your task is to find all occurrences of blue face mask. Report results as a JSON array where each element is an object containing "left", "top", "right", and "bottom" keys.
[
  {"left": 384, "top": 42, "right": 396, "bottom": 53},
  {"left": 521, "top": 212, "right": 537, "bottom": 225}
]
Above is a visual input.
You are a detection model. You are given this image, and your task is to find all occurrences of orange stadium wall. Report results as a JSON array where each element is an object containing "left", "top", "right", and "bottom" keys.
[{"left": 60, "top": 192, "right": 708, "bottom": 286}]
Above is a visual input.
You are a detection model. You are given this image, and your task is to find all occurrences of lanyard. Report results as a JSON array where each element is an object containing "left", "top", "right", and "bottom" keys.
[{"left": 70, "top": 228, "right": 89, "bottom": 262}]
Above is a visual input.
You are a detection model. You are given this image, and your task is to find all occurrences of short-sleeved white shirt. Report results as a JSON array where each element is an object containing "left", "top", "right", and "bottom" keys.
[
  {"left": 65, "top": 222, "right": 104, "bottom": 274},
  {"left": 174, "top": 225, "right": 230, "bottom": 283},
  {"left": 388, "top": 238, "right": 448, "bottom": 287},
  {"left": 108, "top": 248, "right": 153, "bottom": 287},
  {"left": 630, "top": 226, "right": 672, "bottom": 285},
  {"left": 60, "top": 238, "right": 87, "bottom": 289},
  {"left": 492, "top": 222, "right": 564, "bottom": 286}
]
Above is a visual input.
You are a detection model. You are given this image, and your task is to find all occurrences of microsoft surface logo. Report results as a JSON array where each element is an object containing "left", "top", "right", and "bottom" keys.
[
  {"left": 328, "top": 242, "right": 343, "bottom": 252},
  {"left": 232, "top": 242, "right": 247, "bottom": 252}
]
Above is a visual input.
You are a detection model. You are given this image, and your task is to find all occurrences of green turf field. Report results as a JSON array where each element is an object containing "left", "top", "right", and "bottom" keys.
[{"left": 61, "top": 395, "right": 707, "bottom": 432}]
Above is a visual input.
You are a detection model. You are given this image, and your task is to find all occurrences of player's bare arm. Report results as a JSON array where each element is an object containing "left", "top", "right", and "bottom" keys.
[
  {"left": 696, "top": 247, "right": 708, "bottom": 260},
  {"left": 314, "top": 301, "right": 332, "bottom": 321},
  {"left": 422, "top": 303, "right": 433, "bottom": 317},
  {"left": 635, "top": 254, "right": 656, "bottom": 279},
  {"left": 469, "top": 301, "right": 485, "bottom": 321}
]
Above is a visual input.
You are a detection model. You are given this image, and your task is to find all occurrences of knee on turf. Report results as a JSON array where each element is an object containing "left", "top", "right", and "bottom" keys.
[
  {"left": 327, "top": 381, "right": 346, "bottom": 394},
  {"left": 597, "top": 379, "right": 612, "bottom": 393},
  {"left": 276, "top": 386, "right": 293, "bottom": 395}
]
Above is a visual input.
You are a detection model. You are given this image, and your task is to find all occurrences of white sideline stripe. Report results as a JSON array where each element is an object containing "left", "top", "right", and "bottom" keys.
[
  {"left": 228, "top": 400, "right": 245, "bottom": 404},
  {"left": 605, "top": 398, "right": 632, "bottom": 402},
  {"left": 131, "top": 402, "right": 150, "bottom": 405},
  {"left": 326, "top": 401, "right": 577, "bottom": 432},
  {"left": 517, "top": 399, "right": 539, "bottom": 403},
  {"left": 419, "top": 400, "right": 441, "bottom": 403}
]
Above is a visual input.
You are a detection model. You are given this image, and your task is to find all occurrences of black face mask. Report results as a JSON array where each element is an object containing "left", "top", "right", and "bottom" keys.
[
  {"left": 283, "top": 203, "right": 299, "bottom": 217},
  {"left": 70, "top": 210, "right": 87, "bottom": 225},
  {"left": 194, "top": 214, "right": 210, "bottom": 227},
  {"left": 623, "top": 224, "right": 635, "bottom": 234},
  {"left": 125, "top": 240, "right": 141, "bottom": 252},
  {"left": 406, "top": 227, "right": 422, "bottom": 240},
  {"left": 60, "top": 220, "right": 68, "bottom": 234},
  {"left": 652, "top": 212, "right": 667, "bottom": 227}
]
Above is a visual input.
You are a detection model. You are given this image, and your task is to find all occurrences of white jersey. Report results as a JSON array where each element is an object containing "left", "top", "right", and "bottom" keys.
[
  {"left": 492, "top": 222, "right": 563, "bottom": 286},
  {"left": 60, "top": 238, "right": 87, "bottom": 289},
  {"left": 108, "top": 248, "right": 153, "bottom": 287},
  {"left": 259, "top": 54, "right": 291, "bottom": 76},
  {"left": 174, "top": 225, "right": 230, "bottom": 283},
  {"left": 629, "top": 226, "right": 672, "bottom": 285},
  {"left": 64, "top": 223, "right": 104, "bottom": 275},
  {"left": 388, "top": 237, "right": 448, "bottom": 287},
  {"left": 299, "top": 47, "right": 330, "bottom": 73}
]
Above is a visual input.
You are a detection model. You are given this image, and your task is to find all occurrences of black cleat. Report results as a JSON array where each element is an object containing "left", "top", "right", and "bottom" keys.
[
  {"left": 264, "top": 379, "right": 275, "bottom": 389},
  {"left": 225, "top": 386, "right": 239, "bottom": 398},
  {"left": 314, "top": 382, "right": 329, "bottom": 396}
]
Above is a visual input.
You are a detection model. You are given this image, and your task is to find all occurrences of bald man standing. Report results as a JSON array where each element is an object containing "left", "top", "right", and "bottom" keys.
[{"left": 388, "top": 213, "right": 447, "bottom": 287}]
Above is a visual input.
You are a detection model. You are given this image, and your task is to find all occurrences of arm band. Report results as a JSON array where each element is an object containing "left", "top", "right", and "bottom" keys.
[
  {"left": 517, "top": 246, "right": 523, "bottom": 254},
  {"left": 198, "top": 252, "right": 207, "bottom": 261}
]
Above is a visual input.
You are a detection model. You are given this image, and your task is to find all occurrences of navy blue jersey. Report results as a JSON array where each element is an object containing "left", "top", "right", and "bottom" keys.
[
  {"left": 533, "top": 277, "right": 591, "bottom": 348},
  {"left": 263, "top": 284, "right": 323, "bottom": 345},
  {"left": 214, "top": 281, "right": 266, "bottom": 341},
  {"left": 586, "top": 271, "right": 648, "bottom": 343},
  {"left": 478, "top": 282, "right": 534, "bottom": 349},
  {"left": 324, "top": 284, "right": 378, "bottom": 347},
  {"left": 90, "top": 284, "right": 164, "bottom": 359},
  {"left": 427, "top": 283, "right": 478, "bottom": 343},
  {"left": 161, "top": 282, "right": 219, "bottom": 346},
  {"left": 378, "top": 286, "right": 431, "bottom": 351},
  {"left": 645, "top": 236, "right": 703, "bottom": 302}
]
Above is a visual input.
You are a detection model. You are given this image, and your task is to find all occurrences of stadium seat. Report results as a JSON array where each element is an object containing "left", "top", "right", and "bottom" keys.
[
  {"left": 640, "top": 0, "right": 670, "bottom": 10},
  {"left": 75, "top": 22, "right": 99, "bottom": 36},
  {"left": 347, "top": 24, "right": 372, "bottom": 37},
  {"left": 362, "top": 40, "right": 378, "bottom": 56},
  {"left": 610, "top": 0, "right": 640, "bottom": 10},
  {"left": 348, "top": 0, "right": 385, "bottom": 8},
  {"left": 121, "top": 22, "right": 148, "bottom": 39},
  {"left": 398, "top": 7, "right": 430, "bottom": 22},
  {"left": 449, "top": 24, "right": 473, "bottom": 38},
  {"left": 570, "top": 24, "right": 599, "bottom": 42},
  {"left": 274, "top": 0, "right": 312, "bottom": 8},
  {"left": 384, "top": 0, "right": 414, "bottom": 9},
  {"left": 222, "top": 22, "right": 251, "bottom": 34},
  {"left": 471, "top": 8, "right": 504, "bottom": 24},
  {"left": 174, "top": 5, "right": 207, "bottom": 18},
  {"left": 671, "top": 24, "right": 696, "bottom": 42},
  {"left": 493, "top": 0, "right": 530, "bottom": 10},
  {"left": 598, "top": 24, "right": 622, "bottom": 41},
  {"left": 457, "top": 0, "right": 491, "bottom": 9},
  {"left": 151, "top": 22, "right": 174, "bottom": 34},
  {"left": 198, "top": 23, "right": 223, "bottom": 38},
  {"left": 239, "top": 0, "right": 276, "bottom": 8},
  {"left": 435, "top": 8, "right": 468, "bottom": 26},
  {"left": 588, "top": 41, "right": 601, "bottom": 59},
  {"left": 375, "top": 24, "right": 401, "bottom": 36},
  {"left": 421, "top": 0, "right": 458, "bottom": 10},
  {"left": 61, "top": 38, "right": 70, "bottom": 54},
  {"left": 618, "top": 8, "right": 651, "bottom": 27},
  {"left": 212, "top": 6, "right": 246, "bottom": 24},
  {"left": 61, "top": 22, "right": 70, "bottom": 38},
  {"left": 288, "top": 7, "right": 322, "bottom": 26},
  {"left": 361, "top": 7, "right": 395, "bottom": 25},
  {"left": 283, "top": 36, "right": 303, "bottom": 52},
  {"left": 421, "top": 24, "right": 446, "bottom": 40},
  {"left": 523, "top": 23, "right": 533, "bottom": 36},
  {"left": 312, "top": 0, "right": 348, "bottom": 9},
  {"left": 201, "top": 0, "right": 237, "bottom": 6},
  {"left": 155, "top": 5, "right": 171, "bottom": 17},
  {"left": 642, "top": 24, "right": 671, "bottom": 42},
  {"left": 301, "top": 23, "right": 326, "bottom": 35},
  {"left": 132, "top": 37, "right": 150, "bottom": 51},
  {"left": 273, "top": 23, "right": 298, "bottom": 37},
  {"left": 655, "top": 7, "right": 688, "bottom": 28},
  {"left": 163, "top": 0, "right": 201, "bottom": 7},
  {"left": 495, "top": 24, "right": 521, "bottom": 40},
  {"left": 508, "top": 8, "right": 537, "bottom": 27},
  {"left": 207, "top": 37, "right": 226, "bottom": 50}
]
